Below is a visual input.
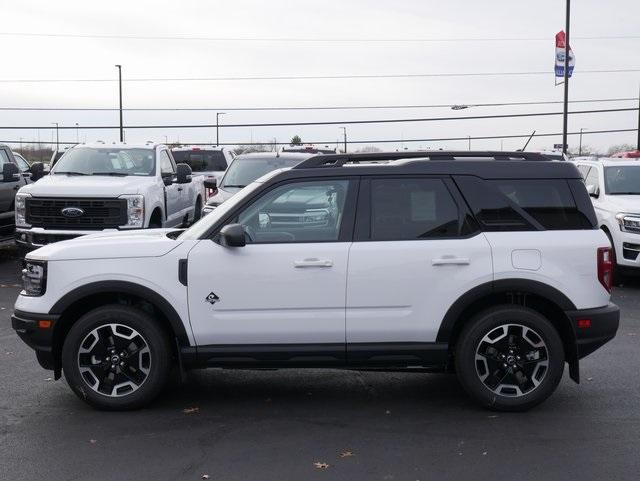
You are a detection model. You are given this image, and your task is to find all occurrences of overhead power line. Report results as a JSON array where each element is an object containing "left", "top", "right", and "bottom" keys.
[
  {"left": 0, "top": 97, "right": 636, "bottom": 112},
  {"left": 0, "top": 128, "right": 635, "bottom": 147},
  {"left": 0, "top": 107, "right": 635, "bottom": 130},
  {"left": 1, "top": 32, "right": 639, "bottom": 43},
  {"left": 1, "top": 69, "right": 639, "bottom": 83}
]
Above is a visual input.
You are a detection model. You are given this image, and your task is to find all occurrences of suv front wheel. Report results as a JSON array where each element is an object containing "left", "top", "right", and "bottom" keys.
[
  {"left": 455, "top": 306, "right": 564, "bottom": 411},
  {"left": 62, "top": 305, "right": 172, "bottom": 410}
]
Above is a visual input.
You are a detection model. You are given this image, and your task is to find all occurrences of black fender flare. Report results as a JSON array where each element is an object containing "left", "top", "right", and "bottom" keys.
[
  {"left": 49, "top": 280, "right": 190, "bottom": 346},
  {"left": 437, "top": 279, "right": 576, "bottom": 342}
]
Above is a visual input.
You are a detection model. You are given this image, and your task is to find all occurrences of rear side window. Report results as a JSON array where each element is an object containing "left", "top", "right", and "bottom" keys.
[
  {"left": 370, "top": 178, "right": 461, "bottom": 240},
  {"left": 455, "top": 176, "right": 595, "bottom": 231},
  {"left": 172, "top": 150, "right": 228, "bottom": 172}
]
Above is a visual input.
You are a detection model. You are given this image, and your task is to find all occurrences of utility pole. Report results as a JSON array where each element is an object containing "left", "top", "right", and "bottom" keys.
[
  {"left": 561, "top": 0, "right": 571, "bottom": 155},
  {"left": 340, "top": 127, "right": 347, "bottom": 153},
  {"left": 115, "top": 65, "right": 124, "bottom": 142},
  {"left": 75, "top": 123, "right": 79, "bottom": 143},
  {"left": 51, "top": 122, "right": 59, "bottom": 151},
  {"left": 579, "top": 128, "right": 586, "bottom": 155},
  {"left": 216, "top": 112, "right": 226, "bottom": 146}
]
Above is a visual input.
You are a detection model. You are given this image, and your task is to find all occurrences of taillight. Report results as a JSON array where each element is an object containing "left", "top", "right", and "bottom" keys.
[{"left": 597, "top": 247, "right": 613, "bottom": 292}]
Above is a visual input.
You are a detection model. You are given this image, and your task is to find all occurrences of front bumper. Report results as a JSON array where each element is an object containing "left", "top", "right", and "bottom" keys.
[
  {"left": 11, "top": 309, "right": 59, "bottom": 371},
  {"left": 565, "top": 302, "right": 620, "bottom": 359},
  {"left": 612, "top": 230, "right": 640, "bottom": 269},
  {"left": 16, "top": 227, "right": 120, "bottom": 249}
]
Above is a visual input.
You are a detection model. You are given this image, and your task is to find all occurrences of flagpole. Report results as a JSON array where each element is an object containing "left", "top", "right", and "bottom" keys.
[{"left": 562, "top": 0, "right": 571, "bottom": 155}]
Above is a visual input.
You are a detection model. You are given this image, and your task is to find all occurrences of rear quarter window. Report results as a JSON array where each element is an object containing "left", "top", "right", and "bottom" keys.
[
  {"left": 172, "top": 150, "right": 227, "bottom": 172},
  {"left": 454, "top": 176, "right": 595, "bottom": 231}
]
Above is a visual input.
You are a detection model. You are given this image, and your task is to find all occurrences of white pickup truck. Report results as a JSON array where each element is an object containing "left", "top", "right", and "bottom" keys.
[{"left": 15, "top": 142, "right": 205, "bottom": 249}]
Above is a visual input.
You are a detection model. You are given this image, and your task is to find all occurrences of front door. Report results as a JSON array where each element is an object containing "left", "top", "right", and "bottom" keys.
[
  {"left": 187, "top": 178, "right": 357, "bottom": 362},
  {"left": 346, "top": 177, "right": 493, "bottom": 363}
]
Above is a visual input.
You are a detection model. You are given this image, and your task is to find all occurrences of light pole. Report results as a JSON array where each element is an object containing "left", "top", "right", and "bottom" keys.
[
  {"left": 579, "top": 128, "right": 587, "bottom": 155},
  {"left": 216, "top": 112, "right": 226, "bottom": 146},
  {"left": 164, "top": 135, "right": 168, "bottom": 145},
  {"left": 115, "top": 65, "right": 124, "bottom": 142},
  {"left": 468, "top": 135, "right": 471, "bottom": 151},
  {"left": 340, "top": 127, "right": 347, "bottom": 153},
  {"left": 51, "top": 122, "right": 59, "bottom": 151},
  {"left": 75, "top": 123, "right": 79, "bottom": 143},
  {"left": 561, "top": 0, "right": 571, "bottom": 155}
]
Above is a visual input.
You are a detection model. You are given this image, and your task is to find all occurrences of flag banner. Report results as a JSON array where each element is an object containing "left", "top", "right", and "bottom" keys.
[{"left": 555, "top": 30, "right": 575, "bottom": 78}]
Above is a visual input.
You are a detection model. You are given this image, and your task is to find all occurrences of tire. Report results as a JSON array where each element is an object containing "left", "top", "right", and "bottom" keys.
[
  {"left": 455, "top": 305, "right": 564, "bottom": 412},
  {"left": 192, "top": 197, "right": 202, "bottom": 224},
  {"left": 62, "top": 305, "right": 172, "bottom": 410}
]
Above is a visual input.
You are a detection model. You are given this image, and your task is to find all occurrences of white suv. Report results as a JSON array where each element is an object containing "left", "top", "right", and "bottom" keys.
[
  {"left": 12, "top": 151, "right": 619, "bottom": 411},
  {"left": 573, "top": 158, "right": 640, "bottom": 281}
]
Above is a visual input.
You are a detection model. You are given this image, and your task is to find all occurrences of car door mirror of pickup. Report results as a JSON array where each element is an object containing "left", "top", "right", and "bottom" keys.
[
  {"left": 176, "top": 163, "right": 192, "bottom": 184},
  {"left": 586, "top": 183, "right": 599, "bottom": 197},
  {"left": 29, "top": 162, "right": 45, "bottom": 182},
  {"left": 2, "top": 163, "right": 20, "bottom": 183},
  {"left": 218, "top": 223, "right": 246, "bottom": 247}
]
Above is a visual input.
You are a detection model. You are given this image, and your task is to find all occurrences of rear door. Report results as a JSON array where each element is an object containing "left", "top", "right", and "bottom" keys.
[{"left": 345, "top": 176, "right": 493, "bottom": 363}]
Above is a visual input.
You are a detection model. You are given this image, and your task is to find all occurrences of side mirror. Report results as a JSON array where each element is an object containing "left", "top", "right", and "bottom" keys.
[
  {"left": 218, "top": 223, "right": 246, "bottom": 247},
  {"left": 176, "top": 163, "right": 192, "bottom": 184},
  {"left": 586, "top": 184, "right": 599, "bottom": 197},
  {"left": 204, "top": 178, "right": 217, "bottom": 190},
  {"left": 2, "top": 163, "right": 19, "bottom": 183},
  {"left": 29, "top": 162, "right": 45, "bottom": 181}
]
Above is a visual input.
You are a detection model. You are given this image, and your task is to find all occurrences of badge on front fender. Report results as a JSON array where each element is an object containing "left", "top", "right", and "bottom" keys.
[{"left": 205, "top": 292, "right": 220, "bottom": 305}]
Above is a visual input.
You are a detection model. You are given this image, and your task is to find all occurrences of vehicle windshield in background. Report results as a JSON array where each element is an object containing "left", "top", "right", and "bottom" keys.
[
  {"left": 220, "top": 156, "right": 303, "bottom": 189},
  {"left": 604, "top": 166, "right": 640, "bottom": 195},
  {"left": 52, "top": 147, "right": 156, "bottom": 176},
  {"left": 172, "top": 149, "right": 228, "bottom": 172}
]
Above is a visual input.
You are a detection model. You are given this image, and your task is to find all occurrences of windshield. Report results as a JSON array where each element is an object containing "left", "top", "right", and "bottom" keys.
[
  {"left": 604, "top": 166, "right": 640, "bottom": 195},
  {"left": 52, "top": 147, "right": 156, "bottom": 176},
  {"left": 221, "top": 156, "right": 303, "bottom": 189}
]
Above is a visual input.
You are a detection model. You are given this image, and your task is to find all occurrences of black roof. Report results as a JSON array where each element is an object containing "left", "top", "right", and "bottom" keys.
[{"left": 276, "top": 151, "right": 581, "bottom": 180}]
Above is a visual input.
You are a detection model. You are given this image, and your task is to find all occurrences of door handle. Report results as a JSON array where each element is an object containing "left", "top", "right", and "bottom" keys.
[
  {"left": 294, "top": 258, "right": 333, "bottom": 268},
  {"left": 432, "top": 256, "right": 470, "bottom": 266},
  {"left": 177, "top": 187, "right": 183, "bottom": 191}
]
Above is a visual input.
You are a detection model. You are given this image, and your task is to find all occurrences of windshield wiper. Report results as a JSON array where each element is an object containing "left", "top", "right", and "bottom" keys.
[
  {"left": 609, "top": 192, "right": 640, "bottom": 195},
  {"left": 55, "top": 171, "right": 89, "bottom": 176},
  {"left": 91, "top": 172, "right": 129, "bottom": 176},
  {"left": 222, "top": 184, "right": 247, "bottom": 188}
]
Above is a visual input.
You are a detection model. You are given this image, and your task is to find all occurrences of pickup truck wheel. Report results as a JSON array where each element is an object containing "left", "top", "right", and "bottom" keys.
[
  {"left": 455, "top": 306, "right": 564, "bottom": 412},
  {"left": 62, "top": 305, "right": 171, "bottom": 410}
]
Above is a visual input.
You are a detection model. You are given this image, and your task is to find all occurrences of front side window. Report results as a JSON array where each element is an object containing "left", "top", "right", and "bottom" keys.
[
  {"left": 604, "top": 166, "right": 640, "bottom": 195},
  {"left": 52, "top": 147, "right": 155, "bottom": 176},
  {"left": 234, "top": 180, "right": 350, "bottom": 243},
  {"left": 159, "top": 151, "right": 175, "bottom": 175},
  {"left": 585, "top": 167, "right": 600, "bottom": 192},
  {"left": 0, "top": 149, "right": 11, "bottom": 167},
  {"left": 14, "top": 154, "right": 30, "bottom": 172},
  {"left": 370, "top": 178, "right": 461, "bottom": 240}
]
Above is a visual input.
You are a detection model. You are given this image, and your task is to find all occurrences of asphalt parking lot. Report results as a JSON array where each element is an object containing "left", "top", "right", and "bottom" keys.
[{"left": 1, "top": 246, "right": 638, "bottom": 481}]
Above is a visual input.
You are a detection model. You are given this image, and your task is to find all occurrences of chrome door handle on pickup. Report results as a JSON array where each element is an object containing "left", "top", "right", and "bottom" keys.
[
  {"left": 294, "top": 258, "right": 333, "bottom": 268},
  {"left": 432, "top": 256, "right": 470, "bottom": 266}
]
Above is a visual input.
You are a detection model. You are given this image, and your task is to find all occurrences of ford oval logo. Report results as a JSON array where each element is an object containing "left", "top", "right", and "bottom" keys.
[{"left": 61, "top": 207, "right": 85, "bottom": 218}]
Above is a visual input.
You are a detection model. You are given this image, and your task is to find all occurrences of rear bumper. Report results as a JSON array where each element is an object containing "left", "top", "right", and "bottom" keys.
[
  {"left": 11, "top": 309, "right": 59, "bottom": 370},
  {"left": 565, "top": 303, "right": 620, "bottom": 359}
]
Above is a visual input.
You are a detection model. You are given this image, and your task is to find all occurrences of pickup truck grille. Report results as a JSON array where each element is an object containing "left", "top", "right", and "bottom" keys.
[{"left": 25, "top": 197, "right": 127, "bottom": 229}]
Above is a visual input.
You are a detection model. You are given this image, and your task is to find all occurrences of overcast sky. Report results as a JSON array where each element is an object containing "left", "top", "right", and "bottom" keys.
[{"left": 1, "top": 0, "right": 639, "bottom": 153}]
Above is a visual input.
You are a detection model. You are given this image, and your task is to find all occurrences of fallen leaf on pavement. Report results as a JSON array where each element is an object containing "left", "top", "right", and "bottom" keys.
[
  {"left": 89, "top": 439, "right": 97, "bottom": 444},
  {"left": 201, "top": 475, "right": 210, "bottom": 480},
  {"left": 340, "top": 450, "right": 355, "bottom": 458},
  {"left": 183, "top": 407, "right": 200, "bottom": 414},
  {"left": 45, "top": 377, "right": 53, "bottom": 381},
  {"left": 313, "top": 462, "right": 330, "bottom": 469}
]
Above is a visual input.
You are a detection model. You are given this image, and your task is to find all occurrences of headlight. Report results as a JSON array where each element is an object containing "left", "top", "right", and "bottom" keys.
[
  {"left": 615, "top": 213, "right": 640, "bottom": 233},
  {"left": 119, "top": 194, "right": 145, "bottom": 228},
  {"left": 22, "top": 260, "right": 46, "bottom": 297},
  {"left": 15, "top": 193, "right": 31, "bottom": 228}
]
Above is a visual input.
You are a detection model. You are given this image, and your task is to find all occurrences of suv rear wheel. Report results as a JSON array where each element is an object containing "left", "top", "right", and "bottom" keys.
[
  {"left": 62, "top": 305, "right": 171, "bottom": 410},
  {"left": 455, "top": 306, "right": 564, "bottom": 411}
]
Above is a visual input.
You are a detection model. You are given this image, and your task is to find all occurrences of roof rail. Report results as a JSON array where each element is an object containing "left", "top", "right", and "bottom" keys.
[{"left": 293, "top": 150, "right": 550, "bottom": 169}]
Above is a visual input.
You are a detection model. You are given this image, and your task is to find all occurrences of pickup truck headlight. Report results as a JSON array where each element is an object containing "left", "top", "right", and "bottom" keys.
[
  {"left": 615, "top": 213, "right": 640, "bottom": 233},
  {"left": 119, "top": 194, "right": 145, "bottom": 228},
  {"left": 15, "top": 193, "right": 31, "bottom": 228},
  {"left": 22, "top": 260, "right": 46, "bottom": 296}
]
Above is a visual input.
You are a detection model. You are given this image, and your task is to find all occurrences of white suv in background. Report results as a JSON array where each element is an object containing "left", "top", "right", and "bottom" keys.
[
  {"left": 574, "top": 158, "right": 640, "bottom": 281},
  {"left": 12, "top": 151, "right": 619, "bottom": 412}
]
